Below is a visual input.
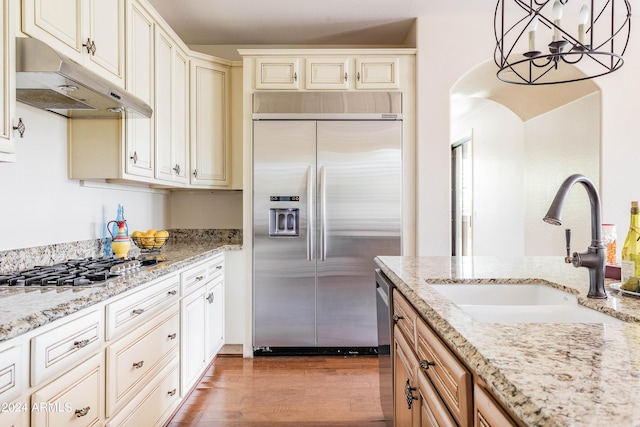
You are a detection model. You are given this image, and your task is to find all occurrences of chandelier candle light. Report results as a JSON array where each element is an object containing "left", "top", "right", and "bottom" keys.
[{"left": 494, "top": 0, "right": 631, "bottom": 85}]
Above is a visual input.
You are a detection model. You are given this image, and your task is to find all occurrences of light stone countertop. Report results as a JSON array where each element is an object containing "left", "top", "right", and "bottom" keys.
[
  {"left": 374, "top": 256, "right": 640, "bottom": 427},
  {"left": 0, "top": 239, "right": 241, "bottom": 343}
]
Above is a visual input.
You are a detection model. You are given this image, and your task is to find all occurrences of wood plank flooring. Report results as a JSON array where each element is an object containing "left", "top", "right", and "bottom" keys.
[{"left": 167, "top": 354, "right": 387, "bottom": 426}]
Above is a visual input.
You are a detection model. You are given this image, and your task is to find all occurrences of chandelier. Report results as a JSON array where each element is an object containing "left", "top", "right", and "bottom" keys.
[{"left": 494, "top": 0, "right": 631, "bottom": 85}]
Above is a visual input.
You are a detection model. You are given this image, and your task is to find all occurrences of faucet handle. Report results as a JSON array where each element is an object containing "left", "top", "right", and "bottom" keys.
[{"left": 565, "top": 229, "right": 573, "bottom": 263}]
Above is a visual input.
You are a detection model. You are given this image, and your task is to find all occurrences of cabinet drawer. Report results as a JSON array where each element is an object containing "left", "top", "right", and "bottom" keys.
[
  {"left": 181, "top": 259, "right": 210, "bottom": 295},
  {"left": 31, "top": 353, "right": 102, "bottom": 427},
  {"left": 416, "top": 317, "right": 472, "bottom": 426},
  {"left": 106, "top": 356, "right": 180, "bottom": 427},
  {"left": 31, "top": 309, "right": 102, "bottom": 387},
  {"left": 207, "top": 254, "right": 224, "bottom": 282},
  {"left": 106, "top": 306, "right": 179, "bottom": 416},
  {"left": 392, "top": 289, "right": 417, "bottom": 348},
  {"left": 106, "top": 274, "right": 179, "bottom": 340},
  {"left": 0, "top": 404, "right": 28, "bottom": 427},
  {"left": 0, "top": 345, "right": 25, "bottom": 403},
  {"left": 474, "top": 383, "right": 517, "bottom": 427},
  {"left": 417, "top": 369, "right": 457, "bottom": 427}
]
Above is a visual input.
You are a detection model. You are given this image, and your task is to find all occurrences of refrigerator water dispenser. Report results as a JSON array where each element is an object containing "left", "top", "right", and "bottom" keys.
[{"left": 269, "top": 208, "right": 299, "bottom": 237}]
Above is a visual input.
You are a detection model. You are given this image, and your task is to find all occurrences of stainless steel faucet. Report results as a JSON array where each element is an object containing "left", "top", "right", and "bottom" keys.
[{"left": 543, "top": 174, "right": 607, "bottom": 299}]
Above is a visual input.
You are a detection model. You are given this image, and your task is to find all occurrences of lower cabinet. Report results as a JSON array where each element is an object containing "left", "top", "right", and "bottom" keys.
[
  {"left": 392, "top": 289, "right": 517, "bottom": 427},
  {"left": 31, "top": 353, "right": 103, "bottom": 427}
]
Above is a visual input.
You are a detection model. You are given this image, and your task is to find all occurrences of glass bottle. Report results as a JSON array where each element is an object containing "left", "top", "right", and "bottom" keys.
[{"left": 621, "top": 201, "right": 640, "bottom": 282}]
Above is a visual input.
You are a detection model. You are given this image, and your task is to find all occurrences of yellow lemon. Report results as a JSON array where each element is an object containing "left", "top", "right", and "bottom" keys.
[{"left": 142, "top": 230, "right": 156, "bottom": 249}]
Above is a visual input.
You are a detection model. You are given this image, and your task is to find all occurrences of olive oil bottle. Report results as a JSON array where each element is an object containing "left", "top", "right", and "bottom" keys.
[{"left": 621, "top": 201, "right": 640, "bottom": 282}]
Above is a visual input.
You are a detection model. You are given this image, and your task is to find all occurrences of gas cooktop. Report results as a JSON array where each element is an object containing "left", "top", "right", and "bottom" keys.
[{"left": 0, "top": 256, "right": 164, "bottom": 287}]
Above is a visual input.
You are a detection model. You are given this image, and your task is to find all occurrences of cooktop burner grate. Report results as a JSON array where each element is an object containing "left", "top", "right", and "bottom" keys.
[{"left": 0, "top": 256, "right": 164, "bottom": 287}]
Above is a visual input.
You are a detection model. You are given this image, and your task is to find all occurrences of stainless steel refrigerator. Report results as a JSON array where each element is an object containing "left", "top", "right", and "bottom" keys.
[{"left": 252, "top": 92, "right": 402, "bottom": 355}]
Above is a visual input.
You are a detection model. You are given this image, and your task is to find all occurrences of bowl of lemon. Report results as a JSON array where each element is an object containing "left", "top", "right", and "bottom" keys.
[{"left": 131, "top": 229, "right": 170, "bottom": 251}]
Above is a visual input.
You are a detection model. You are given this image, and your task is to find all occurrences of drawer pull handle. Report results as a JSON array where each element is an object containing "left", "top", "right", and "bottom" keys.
[
  {"left": 404, "top": 379, "right": 418, "bottom": 410},
  {"left": 73, "top": 339, "right": 90, "bottom": 349},
  {"left": 168, "top": 333, "right": 177, "bottom": 340},
  {"left": 133, "top": 360, "right": 144, "bottom": 369},
  {"left": 392, "top": 314, "right": 403, "bottom": 323},
  {"left": 132, "top": 308, "right": 144, "bottom": 315},
  {"left": 168, "top": 388, "right": 177, "bottom": 396},
  {"left": 420, "top": 359, "right": 436, "bottom": 370},
  {"left": 75, "top": 406, "right": 90, "bottom": 417},
  {"left": 195, "top": 275, "right": 205, "bottom": 281},
  {"left": 167, "top": 289, "right": 177, "bottom": 296},
  {"left": 207, "top": 292, "right": 214, "bottom": 304},
  {"left": 216, "top": 265, "right": 222, "bottom": 270}
]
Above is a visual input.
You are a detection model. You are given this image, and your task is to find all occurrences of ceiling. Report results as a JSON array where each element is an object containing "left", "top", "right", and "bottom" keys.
[{"left": 146, "top": 0, "right": 493, "bottom": 46}]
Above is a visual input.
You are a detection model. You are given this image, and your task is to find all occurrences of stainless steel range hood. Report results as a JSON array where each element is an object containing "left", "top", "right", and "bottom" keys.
[{"left": 15, "top": 38, "right": 152, "bottom": 119}]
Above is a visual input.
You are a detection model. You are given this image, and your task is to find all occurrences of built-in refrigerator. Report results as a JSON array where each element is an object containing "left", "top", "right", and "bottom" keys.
[{"left": 252, "top": 92, "right": 402, "bottom": 355}]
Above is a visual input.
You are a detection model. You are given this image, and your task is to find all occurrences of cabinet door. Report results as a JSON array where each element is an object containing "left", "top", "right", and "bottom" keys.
[
  {"left": 155, "top": 27, "right": 189, "bottom": 185},
  {"left": 0, "top": 0, "right": 15, "bottom": 162},
  {"left": 255, "top": 57, "right": 300, "bottom": 89},
  {"left": 125, "top": 0, "right": 154, "bottom": 179},
  {"left": 417, "top": 371, "right": 456, "bottom": 427},
  {"left": 87, "top": 0, "right": 124, "bottom": 86},
  {"left": 22, "top": 0, "right": 82, "bottom": 58},
  {"left": 181, "top": 285, "right": 207, "bottom": 393},
  {"left": 355, "top": 58, "right": 400, "bottom": 89},
  {"left": 206, "top": 279, "right": 224, "bottom": 359},
  {"left": 31, "top": 353, "right": 103, "bottom": 427},
  {"left": 305, "top": 58, "right": 349, "bottom": 90},
  {"left": 190, "top": 58, "right": 230, "bottom": 187},
  {"left": 394, "top": 325, "right": 419, "bottom": 427}
]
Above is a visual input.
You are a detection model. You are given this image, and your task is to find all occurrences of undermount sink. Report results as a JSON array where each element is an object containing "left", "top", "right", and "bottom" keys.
[{"left": 430, "top": 283, "right": 621, "bottom": 324}]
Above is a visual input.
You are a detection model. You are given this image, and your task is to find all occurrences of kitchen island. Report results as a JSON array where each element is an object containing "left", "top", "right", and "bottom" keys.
[{"left": 375, "top": 256, "right": 640, "bottom": 427}]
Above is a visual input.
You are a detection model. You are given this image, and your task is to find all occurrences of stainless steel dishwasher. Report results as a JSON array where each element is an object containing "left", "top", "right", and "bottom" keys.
[{"left": 375, "top": 268, "right": 393, "bottom": 425}]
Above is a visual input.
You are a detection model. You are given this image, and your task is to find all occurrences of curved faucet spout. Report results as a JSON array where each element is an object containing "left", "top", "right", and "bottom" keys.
[{"left": 543, "top": 174, "right": 607, "bottom": 299}]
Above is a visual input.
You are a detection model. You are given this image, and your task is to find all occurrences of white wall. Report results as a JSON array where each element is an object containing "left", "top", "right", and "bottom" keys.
[
  {"left": 416, "top": 14, "right": 636, "bottom": 257},
  {"left": 0, "top": 104, "right": 170, "bottom": 251}
]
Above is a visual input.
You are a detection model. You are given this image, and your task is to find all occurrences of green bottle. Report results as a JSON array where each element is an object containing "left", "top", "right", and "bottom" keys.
[{"left": 621, "top": 201, "right": 640, "bottom": 282}]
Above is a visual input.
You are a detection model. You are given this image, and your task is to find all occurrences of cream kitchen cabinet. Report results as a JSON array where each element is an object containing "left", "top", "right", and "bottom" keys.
[
  {"left": 0, "top": 0, "right": 16, "bottom": 163},
  {"left": 354, "top": 58, "right": 400, "bottom": 89},
  {"left": 124, "top": 0, "right": 154, "bottom": 180},
  {"left": 21, "top": 0, "right": 125, "bottom": 87},
  {"left": 180, "top": 254, "right": 225, "bottom": 393},
  {"left": 154, "top": 25, "right": 189, "bottom": 185},
  {"left": 190, "top": 54, "right": 231, "bottom": 188},
  {"left": 305, "top": 57, "right": 350, "bottom": 90},
  {"left": 255, "top": 57, "right": 300, "bottom": 89},
  {"left": 31, "top": 353, "right": 103, "bottom": 427}
]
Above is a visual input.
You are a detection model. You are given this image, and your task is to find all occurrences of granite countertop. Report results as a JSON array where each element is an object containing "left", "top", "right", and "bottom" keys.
[
  {"left": 375, "top": 256, "right": 640, "bottom": 427},
  {"left": 0, "top": 239, "right": 241, "bottom": 343}
]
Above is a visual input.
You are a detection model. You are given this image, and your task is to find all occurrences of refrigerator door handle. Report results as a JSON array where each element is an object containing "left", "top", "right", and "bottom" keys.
[
  {"left": 307, "top": 166, "right": 314, "bottom": 261},
  {"left": 320, "top": 165, "right": 327, "bottom": 261}
]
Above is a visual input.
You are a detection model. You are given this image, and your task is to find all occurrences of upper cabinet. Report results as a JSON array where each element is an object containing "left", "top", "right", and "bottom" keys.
[
  {"left": 154, "top": 26, "right": 189, "bottom": 185},
  {"left": 190, "top": 54, "right": 231, "bottom": 188},
  {"left": 247, "top": 52, "right": 408, "bottom": 91},
  {"left": 0, "top": 0, "right": 16, "bottom": 162},
  {"left": 22, "top": 0, "right": 125, "bottom": 87}
]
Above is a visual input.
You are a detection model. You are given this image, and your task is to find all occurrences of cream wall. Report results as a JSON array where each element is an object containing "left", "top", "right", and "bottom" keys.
[
  {"left": 416, "top": 14, "right": 638, "bottom": 256},
  {"left": 0, "top": 104, "right": 171, "bottom": 252}
]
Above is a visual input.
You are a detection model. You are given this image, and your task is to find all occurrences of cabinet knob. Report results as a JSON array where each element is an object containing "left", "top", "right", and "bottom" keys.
[
  {"left": 293, "top": 72, "right": 297, "bottom": 82},
  {"left": 167, "top": 289, "right": 177, "bottom": 296},
  {"left": 419, "top": 359, "right": 436, "bottom": 370},
  {"left": 133, "top": 360, "right": 144, "bottom": 369},
  {"left": 75, "top": 406, "right": 90, "bottom": 417},
  {"left": 173, "top": 164, "right": 181, "bottom": 175},
  {"left": 132, "top": 308, "right": 145, "bottom": 315},
  {"left": 83, "top": 38, "right": 97, "bottom": 55},
  {"left": 168, "top": 389, "right": 177, "bottom": 396},
  {"left": 195, "top": 275, "right": 205, "bottom": 282},
  {"left": 344, "top": 72, "right": 348, "bottom": 82},
  {"left": 357, "top": 71, "right": 361, "bottom": 81},
  {"left": 130, "top": 151, "right": 138, "bottom": 164},
  {"left": 193, "top": 169, "right": 198, "bottom": 178},
  {"left": 216, "top": 265, "right": 223, "bottom": 270},
  {"left": 392, "top": 314, "right": 403, "bottom": 323},
  {"left": 404, "top": 379, "right": 418, "bottom": 410},
  {"left": 12, "top": 118, "right": 25, "bottom": 138},
  {"left": 168, "top": 333, "right": 177, "bottom": 340},
  {"left": 207, "top": 292, "right": 214, "bottom": 304}
]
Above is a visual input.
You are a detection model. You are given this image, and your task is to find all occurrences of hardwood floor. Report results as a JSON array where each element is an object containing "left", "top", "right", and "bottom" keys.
[{"left": 167, "top": 354, "right": 387, "bottom": 426}]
